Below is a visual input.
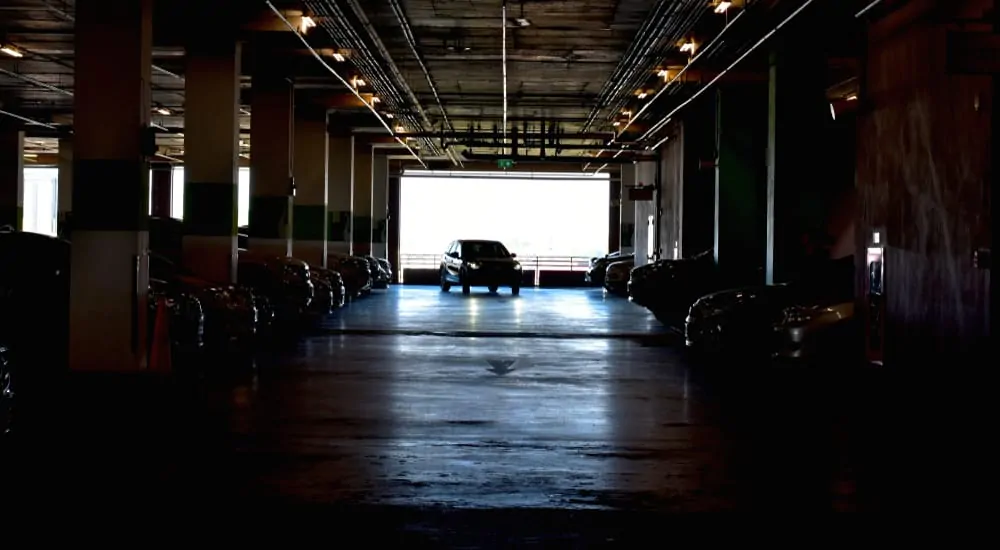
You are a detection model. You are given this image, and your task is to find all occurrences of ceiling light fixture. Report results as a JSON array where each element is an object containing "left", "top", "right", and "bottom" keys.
[
  {"left": 515, "top": 17, "right": 531, "bottom": 27},
  {"left": 612, "top": 121, "right": 621, "bottom": 127},
  {"left": 299, "top": 15, "right": 316, "bottom": 34},
  {"left": 847, "top": 94, "right": 858, "bottom": 101},
  {"left": 332, "top": 52, "right": 345, "bottom": 62},
  {"left": 1, "top": 44, "right": 24, "bottom": 58},
  {"left": 154, "top": 106, "right": 171, "bottom": 115},
  {"left": 657, "top": 69, "right": 668, "bottom": 78},
  {"left": 680, "top": 41, "right": 696, "bottom": 54},
  {"left": 638, "top": 91, "right": 648, "bottom": 99},
  {"left": 352, "top": 77, "right": 366, "bottom": 88},
  {"left": 385, "top": 113, "right": 394, "bottom": 119},
  {"left": 622, "top": 110, "right": 632, "bottom": 117},
  {"left": 371, "top": 96, "right": 380, "bottom": 104},
  {"left": 395, "top": 125, "right": 405, "bottom": 133},
  {"left": 715, "top": 1, "right": 732, "bottom": 14}
]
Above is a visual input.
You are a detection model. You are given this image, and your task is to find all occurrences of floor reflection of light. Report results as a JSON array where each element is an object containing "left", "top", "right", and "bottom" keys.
[{"left": 380, "top": 335, "right": 614, "bottom": 508}]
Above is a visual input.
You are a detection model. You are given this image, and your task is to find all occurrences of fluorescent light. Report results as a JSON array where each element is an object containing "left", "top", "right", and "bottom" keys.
[
  {"left": 515, "top": 17, "right": 531, "bottom": 27},
  {"left": 1, "top": 45, "right": 24, "bottom": 58},
  {"left": 829, "top": 103, "right": 836, "bottom": 120},
  {"left": 155, "top": 107, "right": 171, "bottom": 115},
  {"left": 637, "top": 92, "right": 648, "bottom": 99},
  {"left": 300, "top": 15, "right": 316, "bottom": 34},
  {"left": 622, "top": 110, "right": 632, "bottom": 117},
  {"left": 385, "top": 113, "right": 394, "bottom": 119},
  {"left": 715, "top": 1, "right": 732, "bottom": 14},
  {"left": 395, "top": 125, "right": 405, "bottom": 133},
  {"left": 680, "top": 41, "right": 696, "bottom": 54},
  {"left": 657, "top": 69, "right": 668, "bottom": 77},
  {"left": 353, "top": 77, "right": 366, "bottom": 87},
  {"left": 332, "top": 52, "right": 345, "bottom": 62},
  {"left": 612, "top": 121, "right": 621, "bottom": 127},
  {"left": 371, "top": 96, "right": 380, "bottom": 104},
  {"left": 847, "top": 94, "right": 858, "bottom": 101}
]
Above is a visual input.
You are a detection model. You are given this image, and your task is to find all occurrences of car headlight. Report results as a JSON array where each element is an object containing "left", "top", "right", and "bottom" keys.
[
  {"left": 513, "top": 262, "right": 521, "bottom": 270},
  {"left": 467, "top": 262, "right": 481, "bottom": 270}
]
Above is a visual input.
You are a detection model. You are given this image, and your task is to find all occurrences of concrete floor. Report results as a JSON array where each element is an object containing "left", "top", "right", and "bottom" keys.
[{"left": 8, "top": 286, "right": 908, "bottom": 528}]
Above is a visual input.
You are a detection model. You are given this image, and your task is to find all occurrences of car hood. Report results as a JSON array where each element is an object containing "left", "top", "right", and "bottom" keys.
[{"left": 466, "top": 257, "right": 519, "bottom": 266}]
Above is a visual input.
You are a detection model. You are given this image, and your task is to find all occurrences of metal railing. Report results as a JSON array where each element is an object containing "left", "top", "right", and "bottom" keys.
[{"left": 400, "top": 253, "right": 593, "bottom": 285}]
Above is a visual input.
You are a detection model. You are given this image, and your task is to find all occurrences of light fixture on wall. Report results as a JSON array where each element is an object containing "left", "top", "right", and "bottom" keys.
[{"left": 1, "top": 43, "right": 24, "bottom": 58}]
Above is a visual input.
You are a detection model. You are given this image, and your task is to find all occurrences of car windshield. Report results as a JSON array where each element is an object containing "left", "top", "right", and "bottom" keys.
[{"left": 463, "top": 241, "right": 510, "bottom": 259}]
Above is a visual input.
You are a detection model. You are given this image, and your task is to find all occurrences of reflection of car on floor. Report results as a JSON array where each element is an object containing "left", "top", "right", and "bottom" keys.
[
  {"left": 440, "top": 239, "right": 522, "bottom": 295},
  {"left": 627, "top": 250, "right": 722, "bottom": 327},
  {"left": 586, "top": 251, "right": 633, "bottom": 286},
  {"left": 685, "top": 255, "right": 856, "bottom": 361},
  {"left": 603, "top": 258, "right": 635, "bottom": 296}
]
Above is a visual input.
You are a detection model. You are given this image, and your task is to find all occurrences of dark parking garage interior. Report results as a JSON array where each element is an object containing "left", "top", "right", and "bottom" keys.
[{"left": 0, "top": 0, "right": 993, "bottom": 528}]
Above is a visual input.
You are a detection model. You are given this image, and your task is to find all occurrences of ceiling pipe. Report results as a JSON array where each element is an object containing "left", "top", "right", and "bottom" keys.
[
  {"left": 266, "top": 1, "right": 425, "bottom": 167},
  {"left": 339, "top": 0, "right": 456, "bottom": 165},
  {"left": 386, "top": 0, "right": 461, "bottom": 166},
  {"left": 501, "top": 0, "right": 509, "bottom": 157},
  {"left": 644, "top": 0, "right": 820, "bottom": 150},
  {"left": 305, "top": 0, "right": 430, "bottom": 154},
  {"left": 0, "top": 67, "right": 74, "bottom": 97},
  {"left": 462, "top": 151, "right": 647, "bottom": 164},
  {"left": 0, "top": 108, "right": 58, "bottom": 129},
  {"left": 855, "top": 0, "right": 885, "bottom": 18},
  {"left": 397, "top": 131, "right": 613, "bottom": 140}
]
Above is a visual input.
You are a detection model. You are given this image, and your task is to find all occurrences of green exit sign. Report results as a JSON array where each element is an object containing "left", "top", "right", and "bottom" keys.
[{"left": 497, "top": 159, "right": 515, "bottom": 170}]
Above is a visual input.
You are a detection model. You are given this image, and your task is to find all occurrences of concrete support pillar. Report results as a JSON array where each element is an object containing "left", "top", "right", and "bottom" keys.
[
  {"left": 351, "top": 140, "right": 373, "bottom": 256},
  {"left": 633, "top": 160, "right": 658, "bottom": 266},
  {"left": 766, "top": 43, "right": 832, "bottom": 284},
  {"left": 387, "top": 160, "right": 401, "bottom": 280},
  {"left": 150, "top": 163, "right": 172, "bottom": 218},
  {"left": 619, "top": 163, "right": 636, "bottom": 254},
  {"left": 249, "top": 70, "right": 294, "bottom": 257},
  {"left": 714, "top": 86, "right": 768, "bottom": 285},
  {"left": 183, "top": 38, "right": 241, "bottom": 281},
  {"left": 57, "top": 136, "right": 73, "bottom": 237},
  {"left": 292, "top": 108, "right": 328, "bottom": 266},
  {"left": 0, "top": 127, "right": 24, "bottom": 230},
  {"left": 69, "top": 0, "right": 152, "bottom": 372},
  {"left": 370, "top": 151, "right": 389, "bottom": 258},
  {"left": 327, "top": 134, "right": 353, "bottom": 255}
]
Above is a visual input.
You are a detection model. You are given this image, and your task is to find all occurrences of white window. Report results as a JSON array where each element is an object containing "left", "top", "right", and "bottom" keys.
[{"left": 22, "top": 167, "right": 59, "bottom": 237}]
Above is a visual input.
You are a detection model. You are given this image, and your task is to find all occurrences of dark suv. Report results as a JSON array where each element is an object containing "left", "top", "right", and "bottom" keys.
[{"left": 440, "top": 240, "right": 522, "bottom": 295}]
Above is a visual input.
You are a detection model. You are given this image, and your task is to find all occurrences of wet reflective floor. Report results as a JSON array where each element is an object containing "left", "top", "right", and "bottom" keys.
[{"left": 8, "top": 287, "right": 912, "bottom": 528}]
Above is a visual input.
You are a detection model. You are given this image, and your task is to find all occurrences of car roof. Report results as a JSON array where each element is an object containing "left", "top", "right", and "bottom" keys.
[{"left": 458, "top": 239, "right": 503, "bottom": 245}]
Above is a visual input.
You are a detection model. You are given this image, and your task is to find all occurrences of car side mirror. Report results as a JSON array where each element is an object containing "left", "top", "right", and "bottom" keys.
[{"left": 510, "top": 253, "right": 517, "bottom": 258}]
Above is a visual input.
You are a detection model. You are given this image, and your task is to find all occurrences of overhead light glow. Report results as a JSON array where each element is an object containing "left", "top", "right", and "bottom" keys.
[
  {"left": 352, "top": 77, "right": 366, "bottom": 88},
  {"left": 680, "top": 41, "right": 696, "bottom": 54},
  {"left": 299, "top": 15, "right": 316, "bottom": 34},
  {"left": 612, "top": 121, "right": 621, "bottom": 127},
  {"left": 371, "top": 96, "right": 380, "bottom": 104},
  {"left": 715, "top": 1, "right": 732, "bottom": 14},
  {"left": 515, "top": 17, "right": 531, "bottom": 27},
  {"left": 1, "top": 44, "right": 24, "bottom": 58},
  {"left": 155, "top": 106, "right": 171, "bottom": 115},
  {"left": 385, "top": 113, "right": 394, "bottom": 119},
  {"left": 622, "top": 110, "right": 632, "bottom": 117},
  {"left": 395, "top": 125, "right": 405, "bottom": 133},
  {"left": 657, "top": 69, "right": 668, "bottom": 78},
  {"left": 637, "top": 92, "right": 648, "bottom": 99},
  {"left": 847, "top": 94, "right": 858, "bottom": 101},
  {"left": 829, "top": 103, "right": 837, "bottom": 120},
  {"left": 332, "top": 52, "right": 345, "bottom": 62}
]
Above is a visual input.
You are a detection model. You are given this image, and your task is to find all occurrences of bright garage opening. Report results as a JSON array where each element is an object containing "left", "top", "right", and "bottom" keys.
[{"left": 399, "top": 170, "right": 610, "bottom": 285}]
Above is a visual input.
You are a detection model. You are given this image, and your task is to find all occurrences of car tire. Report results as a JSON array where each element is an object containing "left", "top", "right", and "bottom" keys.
[
  {"left": 511, "top": 286, "right": 520, "bottom": 296},
  {"left": 488, "top": 285, "right": 498, "bottom": 293},
  {"left": 440, "top": 270, "right": 451, "bottom": 292}
]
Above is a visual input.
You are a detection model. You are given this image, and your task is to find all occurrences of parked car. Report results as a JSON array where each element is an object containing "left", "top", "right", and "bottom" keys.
[
  {"left": 377, "top": 258, "right": 393, "bottom": 284},
  {"left": 237, "top": 255, "right": 314, "bottom": 325},
  {"left": 440, "top": 239, "right": 522, "bottom": 295},
  {"left": 148, "top": 277, "right": 206, "bottom": 358},
  {"left": 685, "top": 255, "right": 856, "bottom": 361},
  {"left": 604, "top": 258, "right": 635, "bottom": 296},
  {"left": 627, "top": 249, "right": 722, "bottom": 327},
  {"left": 329, "top": 254, "right": 372, "bottom": 299},
  {"left": 307, "top": 266, "right": 346, "bottom": 317},
  {"left": 587, "top": 251, "right": 633, "bottom": 286},
  {"left": 149, "top": 253, "right": 257, "bottom": 352},
  {"left": 365, "top": 256, "right": 391, "bottom": 289}
]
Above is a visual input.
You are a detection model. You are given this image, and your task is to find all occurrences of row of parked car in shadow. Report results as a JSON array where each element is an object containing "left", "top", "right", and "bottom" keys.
[
  {"left": 588, "top": 249, "right": 858, "bottom": 363},
  {"left": 0, "top": 218, "right": 393, "bottom": 435}
]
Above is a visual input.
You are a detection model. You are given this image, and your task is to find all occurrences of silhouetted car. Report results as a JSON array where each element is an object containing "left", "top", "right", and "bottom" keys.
[
  {"left": 587, "top": 251, "right": 633, "bottom": 286},
  {"left": 149, "top": 254, "right": 257, "bottom": 351},
  {"left": 0, "top": 230, "right": 70, "bottom": 434},
  {"left": 148, "top": 277, "right": 205, "bottom": 357},
  {"left": 364, "top": 256, "right": 390, "bottom": 289},
  {"left": 307, "top": 266, "right": 346, "bottom": 317},
  {"left": 685, "top": 255, "right": 856, "bottom": 361},
  {"left": 329, "top": 254, "right": 372, "bottom": 299},
  {"left": 440, "top": 239, "right": 522, "bottom": 295},
  {"left": 1, "top": 343, "right": 12, "bottom": 435},
  {"left": 627, "top": 250, "right": 722, "bottom": 327},
  {"left": 377, "top": 258, "right": 393, "bottom": 284},
  {"left": 237, "top": 255, "right": 314, "bottom": 324},
  {"left": 603, "top": 258, "right": 635, "bottom": 296}
]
